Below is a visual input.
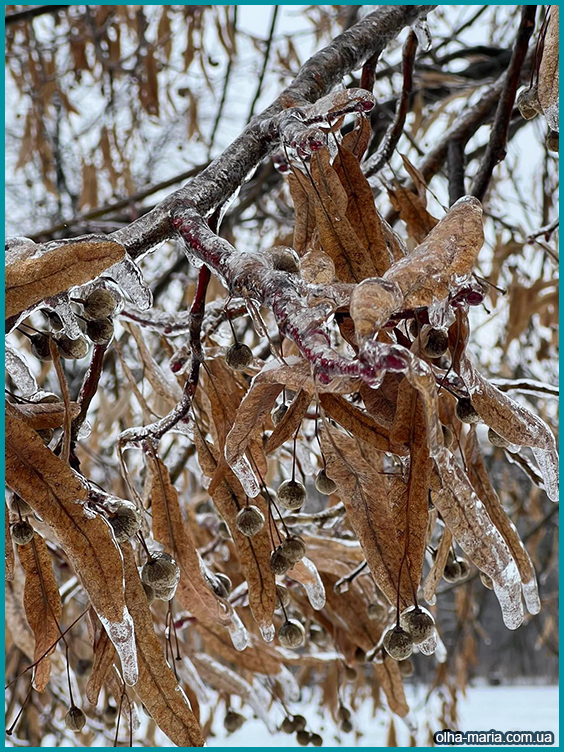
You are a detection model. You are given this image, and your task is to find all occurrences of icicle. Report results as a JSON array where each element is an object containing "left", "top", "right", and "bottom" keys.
[
  {"left": 491, "top": 559, "right": 523, "bottom": 630},
  {"left": 228, "top": 455, "right": 261, "bottom": 499},
  {"left": 227, "top": 608, "right": 250, "bottom": 651},
  {"left": 413, "top": 17, "right": 432, "bottom": 52},
  {"left": 287, "top": 557, "right": 326, "bottom": 610},
  {"left": 106, "top": 255, "right": 152, "bottom": 311},
  {"left": 427, "top": 297, "right": 455, "bottom": 329},
  {"left": 532, "top": 446, "right": 559, "bottom": 502},
  {"left": 401, "top": 712, "right": 419, "bottom": 736},
  {"left": 260, "top": 623, "right": 276, "bottom": 643},
  {"left": 97, "top": 608, "right": 139, "bottom": 686},
  {"left": 5, "top": 344, "right": 37, "bottom": 395},
  {"left": 77, "top": 420, "right": 92, "bottom": 440},
  {"left": 44, "top": 293, "right": 82, "bottom": 339},
  {"left": 522, "top": 578, "right": 541, "bottom": 616},
  {"left": 418, "top": 630, "right": 437, "bottom": 656},
  {"left": 273, "top": 664, "right": 301, "bottom": 703}
]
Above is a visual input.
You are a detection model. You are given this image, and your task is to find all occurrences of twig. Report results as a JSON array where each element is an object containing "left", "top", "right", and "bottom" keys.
[
  {"left": 246, "top": 5, "right": 279, "bottom": 123},
  {"left": 471, "top": 6, "right": 537, "bottom": 202},
  {"left": 72, "top": 343, "right": 109, "bottom": 443},
  {"left": 447, "top": 139, "right": 466, "bottom": 205},
  {"left": 49, "top": 338, "right": 72, "bottom": 465},
  {"left": 208, "top": 7, "right": 238, "bottom": 157}
]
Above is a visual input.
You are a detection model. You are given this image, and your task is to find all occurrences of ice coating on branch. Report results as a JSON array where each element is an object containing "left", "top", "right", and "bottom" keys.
[
  {"left": 98, "top": 608, "right": 139, "bottom": 685},
  {"left": 260, "top": 623, "right": 276, "bottom": 643},
  {"left": 532, "top": 446, "right": 559, "bottom": 503},
  {"left": 5, "top": 344, "right": 37, "bottom": 395},
  {"left": 5, "top": 236, "right": 37, "bottom": 266},
  {"left": 412, "top": 17, "right": 432, "bottom": 51},
  {"left": 44, "top": 294, "right": 83, "bottom": 339},
  {"left": 227, "top": 608, "right": 250, "bottom": 651},
  {"left": 522, "top": 578, "right": 541, "bottom": 616},
  {"left": 228, "top": 456, "right": 261, "bottom": 499},
  {"left": 106, "top": 255, "right": 152, "bottom": 311},
  {"left": 287, "top": 557, "right": 326, "bottom": 610}
]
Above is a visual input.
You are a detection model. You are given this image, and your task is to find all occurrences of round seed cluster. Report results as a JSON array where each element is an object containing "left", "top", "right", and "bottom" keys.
[
  {"left": 400, "top": 606, "right": 436, "bottom": 644},
  {"left": 278, "top": 618, "right": 306, "bottom": 649},
  {"left": 225, "top": 342, "right": 253, "bottom": 370},
  {"left": 276, "top": 479, "right": 306, "bottom": 511},
  {"left": 314, "top": 469, "right": 336, "bottom": 495},
  {"left": 235, "top": 505, "right": 265, "bottom": 537},
  {"left": 10, "top": 520, "right": 35, "bottom": 546},
  {"left": 382, "top": 626, "right": 413, "bottom": 660}
]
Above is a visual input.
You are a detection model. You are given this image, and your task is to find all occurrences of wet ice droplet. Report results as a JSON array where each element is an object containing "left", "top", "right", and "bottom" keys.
[
  {"left": 413, "top": 17, "right": 432, "bottom": 52},
  {"left": 77, "top": 420, "right": 92, "bottom": 440},
  {"left": 44, "top": 294, "right": 82, "bottom": 339},
  {"left": 6, "top": 344, "right": 37, "bottom": 395},
  {"left": 106, "top": 255, "right": 152, "bottom": 311},
  {"left": 532, "top": 445, "right": 559, "bottom": 502},
  {"left": 260, "top": 623, "right": 276, "bottom": 643},
  {"left": 227, "top": 608, "right": 250, "bottom": 651},
  {"left": 522, "top": 578, "right": 541, "bottom": 616},
  {"left": 417, "top": 629, "right": 437, "bottom": 656},
  {"left": 492, "top": 560, "right": 524, "bottom": 630},
  {"left": 228, "top": 456, "right": 261, "bottom": 499},
  {"left": 98, "top": 608, "right": 139, "bottom": 685},
  {"left": 287, "top": 557, "right": 326, "bottom": 610}
]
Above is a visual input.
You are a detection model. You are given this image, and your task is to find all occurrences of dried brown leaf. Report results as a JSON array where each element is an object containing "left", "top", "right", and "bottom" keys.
[
  {"left": 18, "top": 535, "right": 63, "bottom": 692},
  {"left": 538, "top": 7, "right": 559, "bottom": 127},
  {"left": 288, "top": 171, "right": 317, "bottom": 255},
  {"left": 5, "top": 235, "right": 125, "bottom": 319},
  {"left": 86, "top": 623, "right": 117, "bottom": 706},
  {"left": 6, "top": 400, "right": 80, "bottom": 430},
  {"left": 265, "top": 389, "right": 312, "bottom": 454},
  {"left": 422, "top": 525, "right": 452, "bottom": 603},
  {"left": 373, "top": 657, "right": 409, "bottom": 718},
  {"left": 319, "top": 393, "right": 392, "bottom": 454}
]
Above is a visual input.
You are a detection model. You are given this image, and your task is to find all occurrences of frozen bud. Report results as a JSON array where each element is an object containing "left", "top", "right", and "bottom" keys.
[
  {"left": 314, "top": 469, "right": 337, "bottom": 495},
  {"left": 344, "top": 666, "right": 357, "bottom": 681},
  {"left": 340, "top": 719, "right": 353, "bottom": 733},
  {"left": 10, "top": 520, "right": 35, "bottom": 545},
  {"left": 141, "top": 551, "right": 180, "bottom": 589},
  {"left": 266, "top": 245, "right": 300, "bottom": 274},
  {"left": 276, "top": 479, "right": 306, "bottom": 511},
  {"left": 270, "top": 547, "right": 291, "bottom": 575},
  {"left": 212, "top": 572, "right": 232, "bottom": 598},
  {"left": 143, "top": 582, "right": 155, "bottom": 604},
  {"left": 310, "top": 733, "right": 323, "bottom": 747},
  {"left": 367, "top": 602, "right": 388, "bottom": 621},
  {"left": 82, "top": 288, "right": 118, "bottom": 320},
  {"left": 442, "top": 424, "right": 454, "bottom": 448},
  {"left": 9, "top": 495, "right": 33, "bottom": 517},
  {"left": 225, "top": 342, "right": 253, "bottom": 371},
  {"left": 443, "top": 560, "right": 462, "bottom": 583},
  {"left": 480, "top": 571, "right": 494, "bottom": 590},
  {"left": 153, "top": 583, "right": 177, "bottom": 601},
  {"left": 65, "top": 706, "right": 86, "bottom": 732},
  {"left": 293, "top": 715, "right": 307, "bottom": 732},
  {"left": 488, "top": 428, "right": 510, "bottom": 448},
  {"left": 457, "top": 559, "right": 470, "bottom": 580},
  {"left": 278, "top": 618, "right": 306, "bottom": 649},
  {"left": 108, "top": 504, "right": 141, "bottom": 542},
  {"left": 275, "top": 583, "right": 291, "bottom": 610},
  {"left": 337, "top": 705, "right": 351, "bottom": 722},
  {"left": 271, "top": 403, "right": 288, "bottom": 426},
  {"left": 517, "top": 85, "right": 541, "bottom": 120},
  {"left": 223, "top": 711, "right": 245, "bottom": 733},
  {"left": 281, "top": 717, "right": 296, "bottom": 734},
  {"left": 546, "top": 131, "right": 559, "bottom": 152},
  {"left": 398, "top": 658, "right": 414, "bottom": 677},
  {"left": 400, "top": 606, "right": 436, "bottom": 644},
  {"left": 383, "top": 626, "right": 413, "bottom": 660},
  {"left": 86, "top": 318, "right": 114, "bottom": 345},
  {"left": 296, "top": 730, "right": 311, "bottom": 746},
  {"left": 455, "top": 398, "right": 480, "bottom": 424},
  {"left": 30, "top": 333, "right": 52, "bottom": 361},
  {"left": 55, "top": 334, "right": 89, "bottom": 360},
  {"left": 422, "top": 328, "right": 449, "bottom": 358},
  {"left": 235, "top": 505, "right": 265, "bottom": 537},
  {"left": 280, "top": 535, "right": 306, "bottom": 564}
]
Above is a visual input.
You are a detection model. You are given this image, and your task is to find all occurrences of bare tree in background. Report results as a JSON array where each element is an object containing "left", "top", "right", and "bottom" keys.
[{"left": 5, "top": 5, "right": 559, "bottom": 747}]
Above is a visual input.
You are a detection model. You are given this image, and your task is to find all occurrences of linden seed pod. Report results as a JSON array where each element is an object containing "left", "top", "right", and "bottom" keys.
[
  {"left": 443, "top": 560, "right": 462, "bottom": 583},
  {"left": 153, "top": 584, "right": 177, "bottom": 601},
  {"left": 423, "top": 328, "right": 449, "bottom": 358},
  {"left": 270, "top": 547, "right": 291, "bottom": 575},
  {"left": 296, "top": 729, "right": 311, "bottom": 747},
  {"left": 337, "top": 705, "right": 351, "bottom": 723},
  {"left": 310, "top": 732, "right": 323, "bottom": 747},
  {"left": 398, "top": 659, "right": 414, "bottom": 677},
  {"left": 280, "top": 535, "right": 306, "bottom": 564},
  {"left": 37, "top": 427, "right": 54, "bottom": 444},
  {"left": 455, "top": 398, "right": 480, "bottom": 424},
  {"left": 442, "top": 424, "right": 454, "bottom": 448},
  {"left": 11, "top": 520, "right": 35, "bottom": 545},
  {"left": 314, "top": 469, "right": 337, "bottom": 495},
  {"left": 293, "top": 715, "right": 307, "bottom": 732},
  {"left": 225, "top": 342, "right": 253, "bottom": 370},
  {"left": 488, "top": 428, "right": 510, "bottom": 448},
  {"left": 281, "top": 717, "right": 297, "bottom": 734},
  {"left": 400, "top": 607, "right": 436, "bottom": 644},
  {"left": 275, "top": 583, "right": 291, "bottom": 610},
  {"left": 236, "top": 505, "right": 265, "bottom": 537},
  {"left": 108, "top": 504, "right": 141, "bottom": 542},
  {"left": 345, "top": 666, "right": 357, "bottom": 681},
  {"left": 480, "top": 571, "right": 494, "bottom": 590},
  {"left": 223, "top": 711, "right": 245, "bottom": 733},
  {"left": 83, "top": 288, "right": 118, "bottom": 320},
  {"left": 340, "top": 719, "right": 353, "bottom": 733},
  {"left": 86, "top": 318, "right": 114, "bottom": 345},
  {"left": 367, "top": 602, "right": 388, "bottom": 621},
  {"left": 276, "top": 479, "right": 306, "bottom": 511},
  {"left": 30, "top": 333, "right": 52, "bottom": 361},
  {"left": 278, "top": 618, "right": 306, "bottom": 649},
  {"left": 267, "top": 245, "right": 300, "bottom": 274},
  {"left": 383, "top": 626, "right": 413, "bottom": 660},
  {"left": 271, "top": 403, "right": 288, "bottom": 426},
  {"left": 457, "top": 559, "right": 470, "bottom": 580},
  {"left": 143, "top": 582, "right": 155, "bottom": 604},
  {"left": 9, "top": 495, "right": 33, "bottom": 517},
  {"left": 55, "top": 335, "right": 89, "bottom": 360},
  {"left": 296, "top": 730, "right": 311, "bottom": 746},
  {"left": 65, "top": 705, "right": 86, "bottom": 732},
  {"left": 547, "top": 130, "right": 559, "bottom": 153},
  {"left": 141, "top": 551, "right": 180, "bottom": 589}
]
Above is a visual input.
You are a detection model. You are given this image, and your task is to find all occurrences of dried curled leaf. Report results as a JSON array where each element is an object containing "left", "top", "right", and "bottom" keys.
[
  {"left": 148, "top": 453, "right": 225, "bottom": 627},
  {"left": 386, "top": 153, "right": 438, "bottom": 245},
  {"left": 120, "top": 543, "right": 204, "bottom": 747},
  {"left": 374, "top": 657, "right": 409, "bottom": 718},
  {"left": 6, "top": 399, "right": 80, "bottom": 430},
  {"left": 86, "top": 621, "right": 117, "bottom": 706},
  {"left": 5, "top": 414, "right": 138, "bottom": 685},
  {"left": 5, "top": 234, "right": 125, "bottom": 318},
  {"left": 265, "top": 389, "right": 312, "bottom": 454},
  {"left": 423, "top": 526, "right": 452, "bottom": 604},
  {"left": 319, "top": 393, "right": 393, "bottom": 454},
  {"left": 320, "top": 425, "right": 412, "bottom": 609}
]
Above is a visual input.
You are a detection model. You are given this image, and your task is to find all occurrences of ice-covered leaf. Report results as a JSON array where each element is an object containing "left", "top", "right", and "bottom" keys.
[
  {"left": 6, "top": 399, "right": 80, "bottom": 430},
  {"left": 5, "top": 344, "right": 37, "bottom": 396},
  {"left": 86, "top": 616, "right": 117, "bottom": 706},
  {"left": 5, "top": 505, "right": 14, "bottom": 582},
  {"left": 373, "top": 656, "right": 409, "bottom": 718},
  {"left": 264, "top": 389, "right": 312, "bottom": 454},
  {"left": 422, "top": 525, "right": 452, "bottom": 605},
  {"left": 319, "top": 393, "right": 393, "bottom": 454},
  {"left": 286, "top": 556, "right": 326, "bottom": 610}
]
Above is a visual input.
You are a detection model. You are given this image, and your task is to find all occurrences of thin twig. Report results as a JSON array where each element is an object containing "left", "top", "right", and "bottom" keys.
[
  {"left": 208, "top": 6, "right": 239, "bottom": 157},
  {"left": 246, "top": 5, "right": 279, "bottom": 123}
]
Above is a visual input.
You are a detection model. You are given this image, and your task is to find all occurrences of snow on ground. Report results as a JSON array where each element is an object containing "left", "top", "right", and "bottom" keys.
[{"left": 205, "top": 684, "right": 559, "bottom": 748}]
